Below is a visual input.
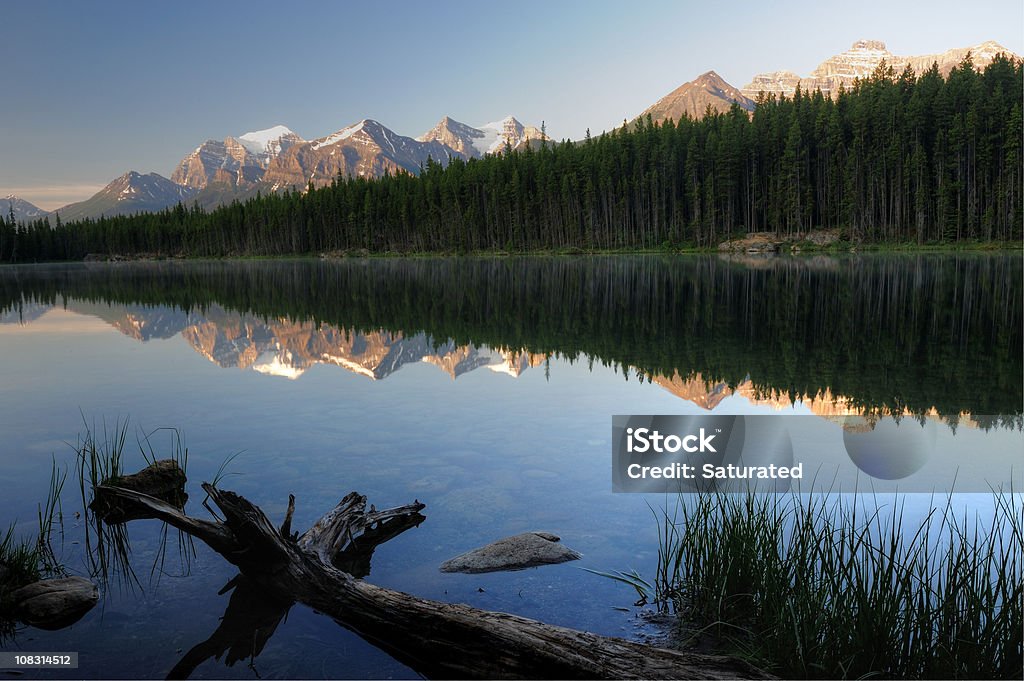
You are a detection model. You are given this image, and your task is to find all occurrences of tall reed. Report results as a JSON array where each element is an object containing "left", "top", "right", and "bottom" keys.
[
  {"left": 73, "top": 417, "right": 192, "bottom": 587},
  {"left": 600, "top": 490, "right": 1022, "bottom": 679}
]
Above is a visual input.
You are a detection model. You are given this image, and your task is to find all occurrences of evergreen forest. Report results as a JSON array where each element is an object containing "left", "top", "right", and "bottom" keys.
[{"left": 1, "top": 55, "right": 1020, "bottom": 261}]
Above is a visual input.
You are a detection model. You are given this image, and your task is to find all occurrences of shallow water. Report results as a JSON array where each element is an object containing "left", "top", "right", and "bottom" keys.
[{"left": 0, "top": 255, "right": 1019, "bottom": 679}]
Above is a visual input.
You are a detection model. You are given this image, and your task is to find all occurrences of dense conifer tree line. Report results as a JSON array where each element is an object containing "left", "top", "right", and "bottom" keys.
[
  {"left": 2, "top": 256, "right": 1019, "bottom": 418},
  {"left": 1, "top": 55, "right": 1020, "bottom": 261}
]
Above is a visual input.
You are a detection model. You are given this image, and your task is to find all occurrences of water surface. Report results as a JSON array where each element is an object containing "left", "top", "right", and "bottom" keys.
[{"left": 0, "top": 255, "right": 1019, "bottom": 678}]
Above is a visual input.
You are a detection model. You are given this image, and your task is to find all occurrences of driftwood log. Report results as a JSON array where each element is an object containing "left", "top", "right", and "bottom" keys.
[{"left": 99, "top": 483, "right": 772, "bottom": 679}]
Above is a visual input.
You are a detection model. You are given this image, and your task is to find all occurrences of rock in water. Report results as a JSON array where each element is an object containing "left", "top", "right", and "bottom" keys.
[
  {"left": 90, "top": 459, "right": 188, "bottom": 524},
  {"left": 11, "top": 576, "right": 99, "bottom": 630},
  {"left": 440, "top": 532, "right": 581, "bottom": 573}
]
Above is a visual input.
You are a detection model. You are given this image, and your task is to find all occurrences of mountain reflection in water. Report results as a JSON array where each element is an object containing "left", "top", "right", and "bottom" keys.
[
  {"left": 1, "top": 253, "right": 1019, "bottom": 420},
  {"left": 0, "top": 254, "right": 1020, "bottom": 680}
]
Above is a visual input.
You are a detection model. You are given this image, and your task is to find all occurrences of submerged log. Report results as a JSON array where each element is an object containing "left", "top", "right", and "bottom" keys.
[{"left": 98, "top": 483, "right": 772, "bottom": 679}]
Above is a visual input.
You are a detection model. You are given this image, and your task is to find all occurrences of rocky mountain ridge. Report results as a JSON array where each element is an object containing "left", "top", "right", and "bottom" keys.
[
  {"left": 49, "top": 116, "right": 547, "bottom": 220},
  {"left": 3, "top": 195, "right": 46, "bottom": 223},
  {"left": 638, "top": 70, "right": 756, "bottom": 125},
  {"left": 418, "top": 115, "right": 548, "bottom": 158},
  {"left": 171, "top": 125, "right": 304, "bottom": 191},
  {"left": 260, "top": 118, "right": 460, "bottom": 191},
  {"left": 54, "top": 172, "right": 197, "bottom": 223},
  {"left": 742, "top": 39, "right": 1018, "bottom": 99},
  {"left": 35, "top": 38, "right": 1018, "bottom": 222}
]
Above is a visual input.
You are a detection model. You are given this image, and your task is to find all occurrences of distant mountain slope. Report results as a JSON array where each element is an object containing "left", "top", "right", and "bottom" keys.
[
  {"left": 638, "top": 71, "right": 755, "bottom": 125},
  {"left": 416, "top": 116, "right": 486, "bottom": 157},
  {"left": 417, "top": 115, "right": 548, "bottom": 158},
  {"left": 55, "top": 172, "right": 196, "bottom": 222},
  {"left": 51, "top": 116, "right": 548, "bottom": 218},
  {"left": 171, "top": 125, "right": 303, "bottom": 191},
  {"left": 260, "top": 119, "right": 459, "bottom": 190},
  {"left": 742, "top": 39, "right": 1020, "bottom": 99},
  {"left": 2, "top": 195, "right": 46, "bottom": 223}
]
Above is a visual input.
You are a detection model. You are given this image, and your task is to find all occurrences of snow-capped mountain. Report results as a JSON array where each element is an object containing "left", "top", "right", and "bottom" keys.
[
  {"left": 171, "top": 125, "right": 304, "bottom": 191},
  {"left": 55, "top": 116, "right": 551, "bottom": 219},
  {"left": 2, "top": 195, "right": 46, "bottom": 223},
  {"left": 417, "top": 116, "right": 548, "bottom": 158},
  {"left": 742, "top": 40, "right": 1020, "bottom": 99},
  {"left": 638, "top": 71, "right": 755, "bottom": 125},
  {"left": 474, "top": 116, "right": 548, "bottom": 155},
  {"left": 85, "top": 304, "right": 533, "bottom": 382},
  {"left": 416, "top": 116, "right": 487, "bottom": 157},
  {"left": 55, "top": 171, "right": 196, "bottom": 222},
  {"left": 261, "top": 119, "right": 458, "bottom": 190},
  {"left": 237, "top": 125, "right": 303, "bottom": 159}
]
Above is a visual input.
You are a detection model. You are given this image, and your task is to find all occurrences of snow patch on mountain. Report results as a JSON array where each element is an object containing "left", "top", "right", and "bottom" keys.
[
  {"left": 3, "top": 195, "right": 47, "bottom": 222},
  {"left": 475, "top": 116, "right": 521, "bottom": 155},
  {"left": 312, "top": 121, "right": 367, "bottom": 150},
  {"left": 238, "top": 125, "right": 298, "bottom": 155}
]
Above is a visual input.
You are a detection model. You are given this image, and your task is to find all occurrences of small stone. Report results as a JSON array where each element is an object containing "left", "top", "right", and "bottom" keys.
[
  {"left": 12, "top": 576, "right": 99, "bottom": 630},
  {"left": 440, "top": 532, "right": 581, "bottom": 574}
]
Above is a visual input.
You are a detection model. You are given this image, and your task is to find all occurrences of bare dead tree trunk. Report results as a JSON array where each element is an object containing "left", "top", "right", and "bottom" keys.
[{"left": 99, "top": 483, "right": 773, "bottom": 680}]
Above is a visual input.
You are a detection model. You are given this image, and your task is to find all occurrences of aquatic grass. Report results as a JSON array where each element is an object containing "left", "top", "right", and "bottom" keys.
[
  {"left": 0, "top": 526, "right": 41, "bottom": 593},
  {"left": 201, "top": 449, "right": 244, "bottom": 521},
  {"left": 137, "top": 426, "right": 194, "bottom": 581},
  {"left": 73, "top": 418, "right": 193, "bottom": 588},
  {"left": 0, "top": 524, "right": 40, "bottom": 640},
  {"left": 35, "top": 457, "right": 67, "bottom": 575},
  {"left": 602, "top": 490, "right": 1023, "bottom": 679},
  {"left": 73, "top": 417, "right": 134, "bottom": 587},
  {"left": 1, "top": 462, "right": 69, "bottom": 640}
]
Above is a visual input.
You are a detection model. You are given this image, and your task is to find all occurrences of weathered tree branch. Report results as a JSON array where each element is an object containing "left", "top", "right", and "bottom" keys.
[{"left": 98, "top": 483, "right": 772, "bottom": 679}]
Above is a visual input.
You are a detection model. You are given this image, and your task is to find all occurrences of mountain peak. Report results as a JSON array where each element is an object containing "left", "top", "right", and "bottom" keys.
[
  {"left": 696, "top": 70, "right": 724, "bottom": 82},
  {"left": 639, "top": 71, "right": 755, "bottom": 124},
  {"left": 743, "top": 38, "right": 1020, "bottom": 100},
  {"left": 483, "top": 115, "right": 521, "bottom": 130},
  {"left": 2, "top": 195, "right": 46, "bottom": 222},
  {"left": 850, "top": 39, "right": 888, "bottom": 52},
  {"left": 55, "top": 171, "right": 196, "bottom": 222},
  {"left": 417, "top": 116, "right": 485, "bottom": 155},
  {"left": 311, "top": 120, "right": 373, "bottom": 149},
  {"left": 107, "top": 171, "right": 146, "bottom": 189},
  {"left": 477, "top": 116, "right": 547, "bottom": 155},
  {"left": 237, "top": 125, "right": 301, "bottom": 155}
]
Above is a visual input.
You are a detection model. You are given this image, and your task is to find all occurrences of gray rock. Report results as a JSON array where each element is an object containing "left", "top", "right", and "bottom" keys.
[
  {"left": 440, "top": 532, "right": 581, "bottom": 574},
  {"left": 91, "top": 458, "right": 188, "bottom": 524},
  {"left": 11, "top": 576, "right": 98, "bottom": 630}
]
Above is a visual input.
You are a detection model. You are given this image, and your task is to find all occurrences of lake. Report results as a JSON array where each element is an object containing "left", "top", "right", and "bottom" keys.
[{"left": 0, "top": 254, "right": 1020, "bottom": 678}]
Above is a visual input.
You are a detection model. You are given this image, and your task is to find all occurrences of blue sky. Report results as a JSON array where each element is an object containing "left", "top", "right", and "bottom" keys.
[{"left": 2, "top": 0, "right": 1021, "bottom": 209}]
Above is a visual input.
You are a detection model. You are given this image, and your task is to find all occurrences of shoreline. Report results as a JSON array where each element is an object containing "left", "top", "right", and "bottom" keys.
[{"left": 13, "top": 240, "right": 1018, "bottom": 265}]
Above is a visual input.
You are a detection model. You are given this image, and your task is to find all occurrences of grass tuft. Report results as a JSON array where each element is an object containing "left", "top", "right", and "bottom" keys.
[
  {"left": 599, "top": 490, "right": 1022, "bottom": 679},
  {"left": 73, "top": 417, "right": 192, "bottom": 588},
  {"left": 0, "top": 462, "right": 68, "bottom": 639}
]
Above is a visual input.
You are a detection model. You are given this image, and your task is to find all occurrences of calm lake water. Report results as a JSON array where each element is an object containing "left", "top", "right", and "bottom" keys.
[{"left": 0, "top": 255, "right": 1020, "bottom": 679}]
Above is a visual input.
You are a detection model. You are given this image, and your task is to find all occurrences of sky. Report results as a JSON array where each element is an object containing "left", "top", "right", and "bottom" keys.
[{"left": 1, "top": 0, "right": 1021, "bottom": 210}]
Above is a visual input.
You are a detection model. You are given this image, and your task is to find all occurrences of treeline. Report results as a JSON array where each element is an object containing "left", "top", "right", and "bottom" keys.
[
  {"left": 1, "top": 55, "right": 1021, "bottom": 260},
  {"left": 2, "top": 255, "right": 1020, "bottom": 418}
]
